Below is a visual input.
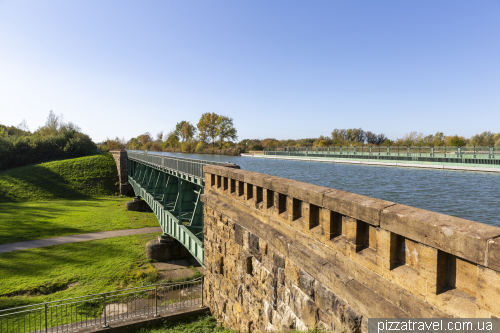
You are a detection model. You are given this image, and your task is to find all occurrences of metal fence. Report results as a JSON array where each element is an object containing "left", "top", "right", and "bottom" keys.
[
  {"left": 0, "top": 278, "right": 203, "bottom": 333},
  {"left": 264, "top": 146, "right": 500, "bottom": 165},
  {"left": 127, "top": 151, "right": 229, "bottom": 181}
]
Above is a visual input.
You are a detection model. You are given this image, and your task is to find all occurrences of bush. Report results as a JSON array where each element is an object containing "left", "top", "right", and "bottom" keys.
[{"left": 0, "top": 130, "right": 96, "bottom": 171}]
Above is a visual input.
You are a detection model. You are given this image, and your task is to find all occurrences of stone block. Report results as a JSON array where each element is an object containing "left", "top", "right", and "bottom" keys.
[
  {"left": 351, "top": 247, "right": 383, "bottom": 275},
  {"left": 417, "top": 244, "right": 439, "bottom": 283},
  {"left": 288, "top": 243, "right": 328, "bottom": 281},
  {"left": 477, "top": 266, "right": 500, "bottom": 316},
  {"left": 426, "top": 284, "right": 476, "bottom": 318},
  {"left": 345, "top": 280, "right": 409, "bottom": 318},
  {"left": 326, "top": 235, "right": 352, "bottom": 258},
  {"left": 299, "top": 269, "right": 316, "bottom": 300},
  {"left": 315, "top": 262, "right": 351, "bottom": 300},
  {"left": 382, "top": 262, "right": 426, "bottom": 300},
  {"left": 285, "top": 257, "right": 301, "bottom": 286},
  {"left": 381, "top": 204, "right": 500, "bottom": 265},
  {"left": 344, "top": 216, "right": 359, "bottom": 245},
  {"left": 487, "top": 237, "right": 500, "bottom": 272},
  {"left": 324, "top": 190, "right": 395, "bottom": 226},
  {"left": 400, "top": 289, "right": 451, "bottom": 318},
  {"left": 454, "top": 257, "right": 478, "bottom": 298},
  {"left": 344, "top": 255, "right": 402, "bottom": 306}
]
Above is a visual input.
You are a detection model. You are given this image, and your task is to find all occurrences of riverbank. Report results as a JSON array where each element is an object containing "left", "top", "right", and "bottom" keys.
[{"left": 246, "top": 154, "right": 500, "bottom": 173}]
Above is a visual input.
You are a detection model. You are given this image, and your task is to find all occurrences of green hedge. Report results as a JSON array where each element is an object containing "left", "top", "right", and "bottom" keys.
[{"left": 0, "top": 130, "right": 96, "bottom": 171}]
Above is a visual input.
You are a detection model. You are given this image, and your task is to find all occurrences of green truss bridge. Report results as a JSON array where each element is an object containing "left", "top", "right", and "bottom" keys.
[{"left": 121, "top": 151, "right": 239, "bottom": 266}]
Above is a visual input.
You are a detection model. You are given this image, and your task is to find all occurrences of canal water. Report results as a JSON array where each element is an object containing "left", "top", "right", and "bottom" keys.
[{"left": 148, "top": 151, "right": 500, "bottom": 227}]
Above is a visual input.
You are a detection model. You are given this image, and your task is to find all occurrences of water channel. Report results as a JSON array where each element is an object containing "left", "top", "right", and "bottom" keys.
[{"left": 147, "top": 151, "right": 500, "bottom": 227}]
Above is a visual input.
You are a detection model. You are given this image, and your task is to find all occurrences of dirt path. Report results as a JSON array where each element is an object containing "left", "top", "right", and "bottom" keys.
[{"left": 0, "top": 227, "right": 162, "bottom": 253}]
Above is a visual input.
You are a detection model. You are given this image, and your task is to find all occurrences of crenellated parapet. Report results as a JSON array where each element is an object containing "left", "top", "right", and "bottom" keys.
[{"left": 201, "top": 165, "right": 500, "bottom": 332}]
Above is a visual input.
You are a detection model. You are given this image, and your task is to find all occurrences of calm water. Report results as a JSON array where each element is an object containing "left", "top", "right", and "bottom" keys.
[{"left": 147, "top": 151, "right": 500, "bottom": 227}]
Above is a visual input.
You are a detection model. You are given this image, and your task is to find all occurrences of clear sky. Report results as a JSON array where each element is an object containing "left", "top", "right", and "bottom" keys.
[{"left": 1, "top": 0, "right": 499, "bottom": 143}]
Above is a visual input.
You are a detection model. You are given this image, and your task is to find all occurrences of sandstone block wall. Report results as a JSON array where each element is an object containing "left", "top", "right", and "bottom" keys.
[
  {"left": 201, "top": 165, "right": 500, "bottom": 332},
  {"left": 111, "top": 150, "right": 132, "bottom": 196}
]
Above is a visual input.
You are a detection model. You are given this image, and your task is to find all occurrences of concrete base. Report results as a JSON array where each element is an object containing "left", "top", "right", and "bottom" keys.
[
  {"left": 125, "top": 197, "right": 152, "bottom": 212},
  {"left": 146, "top": 236, "right": 192, "bottom": 262}
]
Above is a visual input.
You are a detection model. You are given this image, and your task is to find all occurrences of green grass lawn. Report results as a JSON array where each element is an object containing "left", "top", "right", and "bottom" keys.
[
  {"left": 0, "top": 198, "right": 159, "bottom": 244},
  {"left": 0, "top": 233, "right": 162, "bottom": 309},
  {"left": 134, "top": 314, "right": 234, "bottom": 333},
  {"left": 0, "top": 153, "right": 118, "bottom": 203}
]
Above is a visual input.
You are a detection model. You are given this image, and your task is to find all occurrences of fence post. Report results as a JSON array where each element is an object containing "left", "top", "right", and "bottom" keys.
[
  {"left": 201, "top": 276, "right": 204, "bottom": 308},
  {"left": 103, "top": 294, "right": 108, "bottom": 328},
  {"left": 155, "top": 285, "right": 159, "bottom": 317},
  {"left": 44, "top": 303, "right": 48, "bottom": 333}
]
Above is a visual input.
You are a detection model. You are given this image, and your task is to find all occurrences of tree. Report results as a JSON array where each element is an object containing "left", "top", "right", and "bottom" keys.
[
  {"left": 36, "top": 110, "right": 60, "bottom": 136},
  {"left": 216, "top": 115, "right": 237, "bottom": 148},
  {"left": 448, "top": 135, "right": 466, "bottom": 146},
  {"left": 331, "top": 129, "right": 346, "bottom": 145},
  {"left": 140, "top": 132, "right": 152, "bottom": 146},
  {"left": 175, "top": 121, "right": 197, "bottom": 142},
  {"left": 197, "top": 113, "right": 219, "bottom": 146},
  {"left": 469, "top": 131, "right": 496, "bottom": 146}
]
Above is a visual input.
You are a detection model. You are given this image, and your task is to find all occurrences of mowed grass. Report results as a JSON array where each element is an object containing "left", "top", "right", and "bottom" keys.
[
  {"left": 0, "top": 198, "right": 158, "bottom": 244},
  {"left": 0, "top": 233, "right": 162, "bottom": 309},
  {"left": 0, "top": 153, "right": 160, "bottom": 244},
  {"left": 0, "top": 153, "right": 118, "bottom": 203},
  {"left": 134, "top": 314, "right": 234, "bottom": 333}
]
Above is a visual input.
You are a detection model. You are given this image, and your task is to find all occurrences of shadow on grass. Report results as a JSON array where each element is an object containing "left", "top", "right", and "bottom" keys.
[{"left": 0, "top": 198, "right": 130, "bottom": 245}]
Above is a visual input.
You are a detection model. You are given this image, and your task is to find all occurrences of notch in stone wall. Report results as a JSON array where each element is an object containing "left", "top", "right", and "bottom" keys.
[
  {"left": 256, "top": 186, "right": 263, "bottom": 204},
  {"left": 266, "top": 189, "right": 274, "bottom": 209},
  {"left": 238, "top": 181, "right": 244, "bottom": 197},
  {"left": 278, "top": 193, "right": 287, "bottom": 214},
  {"left": 217, "top": 175, "right": 222, "bottom": 189},
  {"left": 246, "top": 183, "right": 253, "bottom": 201},
  {"left": 435, "top": 252, "right": 478, "bottom": 297},
  {"left": 230, "top": 179, "right": 236, "bottom": 194},
  {"left": 223, "top": 177, "right": 228, "bottom": 191},
  {"left": 292, "top": 198, "right": 302, "bottom": 221}
]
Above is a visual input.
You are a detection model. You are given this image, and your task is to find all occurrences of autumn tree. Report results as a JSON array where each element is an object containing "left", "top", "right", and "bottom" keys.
[
  {"left": 140, "top": 132, "right": 152, "bottom": 146},
  {"left": 175, "top": 121, "right": 197, "bottom": 142},
  {"left": 216, "top": 116, "right": 237, "bottom": 148},
  {"left": 197, "top": 113, "right": 219, "bottom": 146}
]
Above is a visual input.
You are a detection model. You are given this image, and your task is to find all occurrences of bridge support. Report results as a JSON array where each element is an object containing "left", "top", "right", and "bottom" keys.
[
  {"left": 146, "top": 235, "right": 191, "bottom": 262},
  {"left": 125, "top": 196, "right": 152, "bottom": 212},
  {"left": 111, "top": 150, "right": 133, "bottom": 196}
]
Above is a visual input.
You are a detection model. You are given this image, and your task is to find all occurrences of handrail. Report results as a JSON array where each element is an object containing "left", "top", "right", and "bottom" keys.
[
  {"left": 127, "top": 150, "right": 229, "bottom": 181},
  {"left": 0, "top": 277, "right": 203, "bottom": 333}
]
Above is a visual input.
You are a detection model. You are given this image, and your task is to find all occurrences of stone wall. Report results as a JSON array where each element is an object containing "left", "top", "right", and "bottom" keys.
[
  {"left": 111, "top": 150, "right": 132, "bottom": 196},
  {"left": 201, "top": 165, "right": 500, "bottom": 332}
]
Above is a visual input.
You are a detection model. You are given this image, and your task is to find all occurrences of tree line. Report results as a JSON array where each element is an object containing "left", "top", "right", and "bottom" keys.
[
  {"left": 103, "top": 121, "right": 499, "bottom": 155},
  {"left": 101, "top": 112, "right": 240, "bottom": 155},
  {"left": 0, "top": 111, "right": 96, "bottom": 170}
]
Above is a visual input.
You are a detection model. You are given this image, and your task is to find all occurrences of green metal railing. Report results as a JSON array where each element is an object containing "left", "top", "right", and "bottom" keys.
[
  {"left": 264, "top": 146, "right": 500, "bottom": 167},
  {"left": 127, "top": 151, "right": 227, "bottom": 181},
  {"left": 0, "top": 278, "right": 202, "bottom": 333},
  {"left": 126, "top": 151, "right": 235, "bottom": 266}
]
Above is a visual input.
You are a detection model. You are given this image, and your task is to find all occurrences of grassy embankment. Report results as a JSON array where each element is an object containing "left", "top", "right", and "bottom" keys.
[{"left": 0, "top": 154, "right": 201, "bottom": 310}]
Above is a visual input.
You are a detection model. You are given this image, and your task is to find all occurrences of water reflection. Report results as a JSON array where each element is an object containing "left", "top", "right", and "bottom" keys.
[{"left": 145, "top": 151, "right": 500, "bottom": 227}]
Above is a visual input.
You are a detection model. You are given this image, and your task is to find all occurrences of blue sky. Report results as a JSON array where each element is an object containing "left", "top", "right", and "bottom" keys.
[{"left": 0, "top": 0, "right": 499, "bottom": 143}]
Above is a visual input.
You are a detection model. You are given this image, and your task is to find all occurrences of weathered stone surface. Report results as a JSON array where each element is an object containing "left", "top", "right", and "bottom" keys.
[
  {"left": 345, "top": 280, "right": 409, "bottom": 318},
  {"left": 126, "top": 197, "right": 152, "bottom": 212},
  {"left": 324, "top": 190, "right": 395, "bottom": 226},
  {"left": 487, "top": 236, "right": 500, "bottom": 272},
  {"left": 400, "top": 289, "right": 451, "bottom": 318},
  {"left": 477, "top": 266, "right": 500, "bottom": 316},
  {"left": 145, "top": 238, "right": 191, "bottom": 261},
  {"left": 381, "top": 204, "right": 500, "bottom": 265},
  {"left": 299, "top": 269, "right": 316, "bottom": 300},
  {"left": 426, "top": 285, "right": 477, "bottom": 318},
  {"left": 202, "top": 168, "right": 500, "bottom": 331}
]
